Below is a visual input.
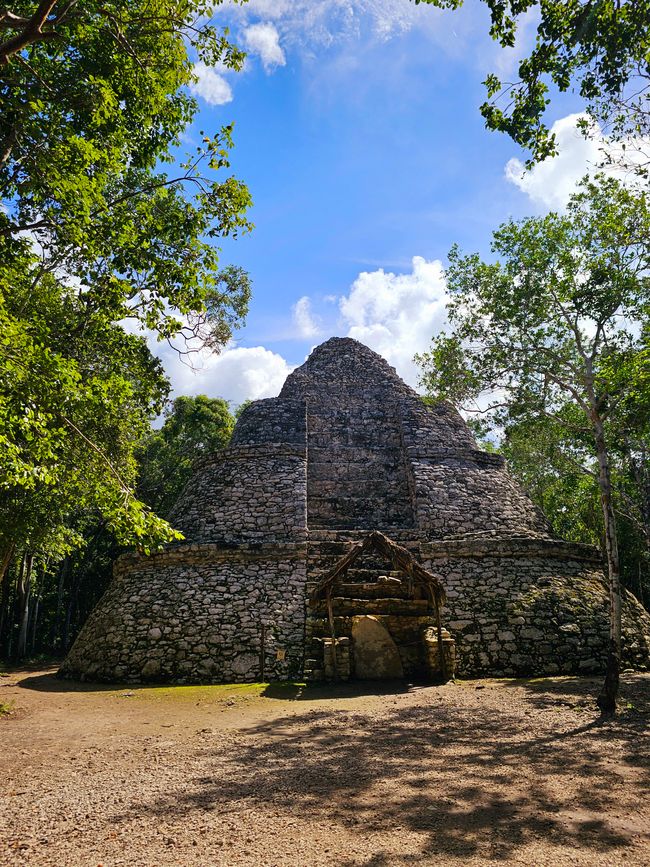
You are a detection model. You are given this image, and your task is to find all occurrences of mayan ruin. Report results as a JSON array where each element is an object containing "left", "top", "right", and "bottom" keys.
[{"left": 60, "top": 338, "right": 650, "bottom": 685}]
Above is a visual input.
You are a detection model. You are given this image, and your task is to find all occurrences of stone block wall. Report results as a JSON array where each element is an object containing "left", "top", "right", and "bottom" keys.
[
  {"left": 410, "top": 451, "right": 551, "bottom": 538},
  {"left": 397, "top": 392, "right": 477, "bottom": 452},
  {"left": 60, "top": 544, "right": 308, "bottom": 683},
  {"left": 306, "top": 403, "right": 415, "bottom": 530},
  {"left": 281, "top": 340, "right": 418, "bottom": 530},
  {"left": 231, "top": 398, "right": 306, "bottom": 447},
  {"left": 168, "top": 444, "right": 307, "bottom": 544},
  {"left": 421, "top": 538, "right": 650, "bottom": 676}
]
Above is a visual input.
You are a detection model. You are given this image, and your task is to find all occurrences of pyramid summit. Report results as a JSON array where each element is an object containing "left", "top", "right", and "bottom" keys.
[{"left": 61, "top": 337, "right": 650, "bottom": 683}]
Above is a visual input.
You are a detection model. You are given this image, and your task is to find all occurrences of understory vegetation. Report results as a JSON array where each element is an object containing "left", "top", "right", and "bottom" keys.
[{"left": 0, "top": 395, "right": 236, "bottom": 660}]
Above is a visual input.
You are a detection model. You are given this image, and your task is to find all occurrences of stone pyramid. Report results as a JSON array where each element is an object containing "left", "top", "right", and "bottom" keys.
[{"left": 61, "top": 338, "right": 650, "bottom": 683}]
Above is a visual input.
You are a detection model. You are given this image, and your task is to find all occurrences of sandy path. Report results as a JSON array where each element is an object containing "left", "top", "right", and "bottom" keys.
[{"left": 1, "top": 668, "right": 648, "bottom": 866}]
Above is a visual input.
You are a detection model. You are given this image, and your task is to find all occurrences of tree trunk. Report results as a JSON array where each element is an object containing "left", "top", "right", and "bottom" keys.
[
  {"left": 29, "top": 565, "right": 43, "bottom": 655},
  {"left": 5, "top": 555, "right": 24, "bottom": 659},
  {"left": 52, "top": 556, "right": 70, "bottom": 652},
  {"left": 16, "top": 553, "right": 33, "bottom": 660},
  {"left": 0, "top": 541, "right": 14, "bottom": 589},
  {"left": 593, "top": 416, "right": 621, "bottom": 715},
  {"left": 0, "top": 542, "right": 15, "bottom": 648},
  {"left": 63, "top": 564, "right": 82, "bottom": 653}
]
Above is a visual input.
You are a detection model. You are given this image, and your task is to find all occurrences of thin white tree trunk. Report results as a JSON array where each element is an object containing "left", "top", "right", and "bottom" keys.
[
  {"left": 593, "top": 415, "right": 621, "bottom": 715},
  {"left": 17, "top": 553, "right": 33, "bottom": 660}
]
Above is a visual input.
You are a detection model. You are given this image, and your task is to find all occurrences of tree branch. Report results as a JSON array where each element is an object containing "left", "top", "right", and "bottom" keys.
[
  {"left": 0, "top": 1, "right": 78, "bottom": 65},
  {"left": 61, "top": 416, "right": 131, "bottom": 495}
]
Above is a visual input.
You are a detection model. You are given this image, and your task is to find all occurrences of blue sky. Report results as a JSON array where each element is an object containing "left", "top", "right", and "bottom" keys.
[{"left": 156, "top": 0, "right": 605, "bottom": 406}]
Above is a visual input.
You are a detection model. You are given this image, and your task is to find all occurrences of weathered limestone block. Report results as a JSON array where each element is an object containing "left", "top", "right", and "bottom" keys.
[
  {"left": 351, "top": 616, "right": 403, "bottom": 679},
  {"left": 422, "top": 626, "right": 456, "bottom": 678}
]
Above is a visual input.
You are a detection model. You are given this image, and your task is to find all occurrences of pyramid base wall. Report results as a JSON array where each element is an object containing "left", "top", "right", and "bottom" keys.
[
  {"left": 59, "top": 543, "right": 308, "bottom": 684},
  {"left": 422, "top": 537, "right": 650, "bottom": 677},
  {"left": 60, "top": 537, "right": 650, "bottom": 684}
]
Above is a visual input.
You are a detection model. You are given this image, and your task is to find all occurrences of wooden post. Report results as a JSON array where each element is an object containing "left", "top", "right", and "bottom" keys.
[
  {"left": 326, "top": 587, "right": 338, "bottom": 680},
  {"left": 259, "top": 621, "right": 266, "bottom": 682},
  {"left": 435, "top": 599, "right": 448, "bottom": 682}
]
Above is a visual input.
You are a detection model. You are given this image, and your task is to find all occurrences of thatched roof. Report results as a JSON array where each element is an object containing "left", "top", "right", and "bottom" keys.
[{"left": 309, "top": 530, "right": 446, "bottom": 609}]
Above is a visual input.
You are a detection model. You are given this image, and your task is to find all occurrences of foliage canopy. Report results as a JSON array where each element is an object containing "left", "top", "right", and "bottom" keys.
[
  {"left": 418, "top": 0, "right": 650, "bottom": 167},
  {"left": 0, "top": 1, "right": 252, "bottom": 554},
  {"left": 417, "top": 175, "right": 650, "bottom": 712}
]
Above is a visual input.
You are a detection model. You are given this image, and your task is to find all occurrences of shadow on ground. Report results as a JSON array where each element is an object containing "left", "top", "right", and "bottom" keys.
[
  {"left": 261, "top": 679, "right": 414, "bottom": 701},
  {"left": 13, "top": 670, "right": 134, "bottom": 694},
  {"left": 110, "top": 675, "right": 649, "bottom": 864},
  {"left": 14, "top": 670, "right": 417, "bottom": 700},
  {"left": 495, "top": 673, "right": 650, "bottom": 715}
]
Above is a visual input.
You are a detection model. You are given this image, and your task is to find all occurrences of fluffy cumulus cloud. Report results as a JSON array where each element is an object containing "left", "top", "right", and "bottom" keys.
[
  {"left": 232, "top": 0, "right": 420, "bottom": 43},
  {"left": 338, "top": 255, "right": 448, "bottom": 388},
  {"left": 189, "top": 61, "right": 233, "bottom": 105},
  {"left": 243, "top": 22, "right": 286, "bottom": 72},
  {"left": 505, "top": 113, "right": 649, "bottom": 209},
  {"left": 156, "top": 343, "right": 292, "bottom": 407},
  {"left": 292, "top": 295, "right": 320, "bottom": 338},
  {"left": 144, "top": 257, "right": 449, "bottom": 404}
]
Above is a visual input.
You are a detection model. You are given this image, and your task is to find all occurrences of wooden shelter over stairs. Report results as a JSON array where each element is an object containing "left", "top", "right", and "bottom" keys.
[{"left": 308, "top": 531, "right": 455, "bottom": 682}]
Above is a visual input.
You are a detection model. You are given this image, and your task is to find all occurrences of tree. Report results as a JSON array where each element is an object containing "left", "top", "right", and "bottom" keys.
[
  {"left": 416, "top": 175, "right": 650, "bottom": 714},
  {"left": 0, "top": 261, "right": 180, "bottom": 658},
  {"left": 1, "top": 1, "right": 252, "bottom": 340},
  {"left": 500, "top": 410, "right": 603, "bottom": 547},
  {"left": 0, "top": 392, "right": 237, "bottom": 659},
  {"left": 499, "top": 406, "right": 650, "bottom": 603},
  {"left": 0, "top": 262, "right": 184, "bottom": 557},
  {"left": 137, "top": 394, "right": 235, "bottom": 516},
  {"left": 0, "top": 2, "right": 253, "bottom": 551},
  {"left": 418, "top": 0, "right": 650, "bottom": 169}
]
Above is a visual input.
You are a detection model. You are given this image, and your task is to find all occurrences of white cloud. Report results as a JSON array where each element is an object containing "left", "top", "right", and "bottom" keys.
[
  {"left": 338, "top": 255, "right": 448, "bottom": 388},
  {"left": 243, "top": 22, "right": 286, "bottom": 72},
  {"left": 233, "top": 1, "right": 420, "bottom": 43},
  {"left": 221, "top": 0, "right": 459, "bottom": 66},
  {"left": 237, "top": 0, "right": 291, "bottom": 18},
  {"left": 189, "top": 61, "right": 233, "bottom": 105},
  {"left": 292, "top": 296, "right": 320, "bottom": 338},
  {"left": 136, "top": 257, "right": 450, "bottom": 406},
  {"left": 505, "top": 113, "right": 649, "bottom": 209},
  {"left": 156, "top": 343, "right": 292, "bottom": 406}
]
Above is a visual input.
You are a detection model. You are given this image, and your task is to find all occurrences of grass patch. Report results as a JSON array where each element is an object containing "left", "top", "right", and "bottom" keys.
[
  {"left": 115, "top": 681, "right": 310, "bottom": 704},
  {"left": 123, "top": 681, "right": 273, "bottom": 703},
  {"left": 0, "top": 701, "right": 13, "bottom": 717}
]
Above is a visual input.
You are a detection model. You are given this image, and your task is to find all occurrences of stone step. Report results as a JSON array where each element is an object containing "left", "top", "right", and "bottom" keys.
[
  {"left": 307, "top": 432, "right": 403, "bottom": 449},
  {"left": 308, "top": 566, "right": 412, "bottom": 588},
  {"left": 313, "top": 597, "right": 430, "bottom": 617},
  {"left": 307, "top": 492, "right": 412, "bottom": 508},
  {"left": 307, "top": 480, "right": 412, "bottom": 499},
  {"left": 309, "top": 614, "right": 435, "bottom": 639},
  {"left": 307, "top": 460, "right": 402, "bottom": 481},
  {"left": 344, "top": 568, "right": 403, "bottom": 580},
  {"left": 336, "top": 582, "right": 413, "bottom": 600}
]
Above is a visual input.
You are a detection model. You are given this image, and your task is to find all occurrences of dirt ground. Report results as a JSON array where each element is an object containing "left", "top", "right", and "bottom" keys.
[{"left": 1, "top": 667, "right": 649, "bottom": 867}]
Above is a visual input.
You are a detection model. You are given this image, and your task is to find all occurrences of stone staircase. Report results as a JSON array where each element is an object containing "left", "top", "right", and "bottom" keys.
[
  {"left": 306, "top": 401, "right": 416, "bottom": 530},
  {"left": 304, "top": 540, "right": 436, "bottom": 681}
]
